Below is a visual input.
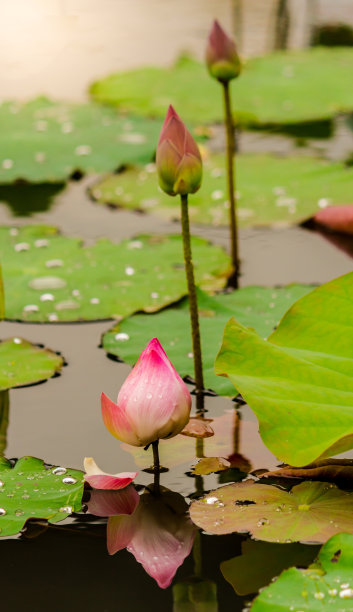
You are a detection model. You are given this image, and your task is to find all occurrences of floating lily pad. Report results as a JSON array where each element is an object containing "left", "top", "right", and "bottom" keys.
[
  {"left": 251, "top": 533, "right": 353, "bottom": 610},
  {"left": 189, "top": 480, "right": 353, "bottom": 543},
  {"left": 90, "top": 50, "right": 353, "bottom": 126},
  {"left": 215, "top": 271, "right": 353, "bottom": 465},
  {"left": 221, "top": 539, "right": 319, "bottom": 596},
  {"left": 90, "top": 155, "right": 353, "bottom": 227},
  {"left": 191, "top": 457, "right": 230, "bottom": 475},
  {"left": 0, "top": 338, "right": 64, "bottom": 390},
  {"left": 0, "top": 98, "right": 160, "bottom": 183},
  {"left": 263, "top": 459, "right": 353, "bottom": 485},
  {"left": 0, "top": 225, "right": 230, "bottom": 322},
  {"left": 103, "top": 285, "right": 314, "bottom": 396},
  {"left": 0, "top": 456, "right": 84, "bottom": 536}
]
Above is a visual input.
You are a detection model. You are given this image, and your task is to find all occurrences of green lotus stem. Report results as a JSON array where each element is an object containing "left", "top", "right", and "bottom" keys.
[
  {"left": 0, "top": 390, "right": 9, "bottom": 457},
  {"left": 152, "top": 440, "right": 160, "bottom": 493},
  {"left": 0, "top": 263, "right": 5, "bottom": 321},
  {"left": 222, "top": 81, "right": 239, "bottom": 289},
  {"left": 180, "top": 194, "right": 205, "bottom": 398}
]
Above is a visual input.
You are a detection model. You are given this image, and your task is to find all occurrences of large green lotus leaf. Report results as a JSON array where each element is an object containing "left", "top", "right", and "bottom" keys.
[
  {"left": 0, "top": 225, "right": 230, "bottom": 322},
  {"left": 90, "top": 155, "right": 353, "bottom": 228},
  {"left": 189, "top": 480, "right": 353, "bottom": 543},
  {"left": 0, "top": 264, "right": 4, "bottom": 320},
  {"left": 221, "top": 539, "right": 319, "bottom": 596},
  {"left": 90, "top": 50, "right": 353, "bottom": 125},
  {"left": 0, "top": 98, "right": 160, "bottom": 183},
  {"left": 0, "top": 338, "right": 63, "bottom": 390},
  {"left": 215, "top": 271, "right": 353, "bottom": 466},
  {"left": 0, "top": 456, "right": 84, "bottom": 536},
  {"left": 103, "top": 285, "right": 314, "bottom": 396},
  {"left": 251, "top": 533, "right": 353, "bottom": 611}
]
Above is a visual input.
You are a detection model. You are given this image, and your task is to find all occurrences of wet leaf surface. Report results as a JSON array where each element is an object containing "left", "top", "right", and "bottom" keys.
[
  {"left": 0, "top": 337, "right": 63, "bottom": 390},
  {"left": 215, "top": 271, "right": 353, "bottom": 465},
  {"left": 221, "top": 539, "right": 319, "bottom": 596},
  {"left": 90, "top": 50, "right": 353, "bottom": 125},
  {"left": 0, "top": 98, "right": 160, "bottom": 183},
  {"left": 251, "top": 533, "right": 353, "bottom": 610},
  {"left": 90, "top": 155, "right": 353, "bottom": 227},
  {"left": 0, "top": 456, "right": 84, "bottom": 536},
  {"left": 189, "top": 480, "right": 353, "bottom": 543},
  {"left": 103, "top": 285, "right": 314, "bottom": 396},
  {"left": 0, "top": 225, "right": 230, "bottom": 322}
]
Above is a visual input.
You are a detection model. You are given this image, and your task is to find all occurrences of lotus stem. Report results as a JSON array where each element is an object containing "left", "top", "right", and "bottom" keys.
[
  {"left": 0, "top": 390, "right": 9, "bottom": 457},
  {"left": 152, "top": 440, "right": 160, "bottom": 492},
  {"left": 192, "top": 530, "right": 202, "bottom": 578},
  {"left": 180, "top": 194, "right": 205, "bottom": 400},
  {"left": 222, "top": 80, "right": 239, "bottom": 289}
]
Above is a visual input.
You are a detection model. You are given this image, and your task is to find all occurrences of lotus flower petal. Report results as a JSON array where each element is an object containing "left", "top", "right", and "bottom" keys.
[
  {"left": 314, "top": 204, "right": 353, "bottom": 235},
  {"left": 107, "top": 515, "right": 137, "bottom": 554},
  {"left": 83, "top": 457, "right": 137, "bottom": 490},
  {"left": 101, "top": 391, "right": 140, "bottom": 446}
]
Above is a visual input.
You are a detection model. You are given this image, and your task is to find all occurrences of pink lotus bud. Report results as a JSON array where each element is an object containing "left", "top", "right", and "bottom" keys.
[
  {"left": 206, "top": 20, "right": 241, "bottom": 82},
  {"left": 101, "top": 338, "right": 191, "bottom": 447},
  {"left": 156, "top": 105, "right": 202, "bottom": 196},
  {"left": 88, "top": 486, "right": 196, "bottom": 589},
  {"left": 83, "top": 457, "right": 137, "bottom": 490}
]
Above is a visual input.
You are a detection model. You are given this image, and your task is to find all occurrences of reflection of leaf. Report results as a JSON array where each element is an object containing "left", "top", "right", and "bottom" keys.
[
  {"left": 1, "top": 226, "right": 230, "bottom": 322},
  {"left": 263, "top": 459, "right": 353, "bottom": 485},
  {"left": 91, "top": 155, "right": 353, "bottom": 228},
  {"left": 251, "top": 533, "right": 353, "bottom": 611},
  {"left": 90, "top": 50, "right": 353, "bottom": 125},
  {"left": 215, "top": 271, "right": 353, "bottom": 465},
  {"left": 314, "top": 204, "right": 353, "bottom": 235},
  {"left": 221, "top": 539, "right": 319, "bottom": 596},
  {"left": 0, "top": 98, "right": 160, "bottom": 183},
  {"left": 0, "top": 337, "right": 63, "bottom": 390},
  {"left": 103, "top": 285, "right": 314, "bottom": 396},
  {"left": 192, "top": 457, "right": 230, "bottom": 476},
  {"left": 0, "top": 457, "right": 84, "bottom": 536},
  {"left": 189, "top": 480, "right": 353, "bottom": 543}
]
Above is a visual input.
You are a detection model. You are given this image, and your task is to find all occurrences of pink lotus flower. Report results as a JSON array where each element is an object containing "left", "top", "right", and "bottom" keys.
[
  {"left": 101, "top": 338, "right": 191, "bottom": 447},
  {"left": 83, "top": 457, "right": 138, "bottom": 490},
  {"left": 87, "top": 485, "right": 196, "bottom": 589},
  {"left": 156, "top": 105, "right": 202, "bottom": 196},
  {"left": 206, "top": 20, "right": 241, "bottom": 82}
]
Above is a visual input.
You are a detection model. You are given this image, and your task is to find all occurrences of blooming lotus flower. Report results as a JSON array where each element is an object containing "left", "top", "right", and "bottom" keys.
[
  {"left": 156, "top": 105, "right": 202, "bottom": 196},
  {"left": 87, "top": 485, "right": 196, "bottom": 589},
  {"left": 206, "top": 20, "right": 241, "bottom": 82},
  {"left": 101, "top": 338, "right": 191, "bottom": 447},
  {"left": 83, "top": 457, "right": 138, "bottom": 490}
]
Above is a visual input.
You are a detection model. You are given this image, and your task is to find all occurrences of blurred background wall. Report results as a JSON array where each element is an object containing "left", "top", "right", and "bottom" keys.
[{"left": 0, "top": 0, "right": 352, "bottom": 101}]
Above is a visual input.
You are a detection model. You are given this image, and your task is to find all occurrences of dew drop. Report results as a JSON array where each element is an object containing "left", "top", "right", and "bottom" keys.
[
  {"left": 146, "top": 392, "right": 152, "bottom": 399},
  {"left": 52, "top": 467, "right": 67, "bottom": 476},
  {"left": 62, "top": 477, "right": 77, "bottom": 485},
  {"left": 2, "top": 159, "right": 13, "bottom": 170},
  {"left": 23, "top": 304, "right": 39, "bottom": 313},
  {"left": 40, "top": 293, "right": 55, "bottom": 302},
  {"left": 29, "top": 276, "right": 66, "bottom": 290},
  {"left": 206, "top": 496, "right": 219, "bottom": 505},
  {"left": 9, "top": 228, "right": 18, "bottom": 236},
  {"left": 75, "top": 144, "right": 91, "bottom": 156},
  {"left": 34, "top": 239, "right": 49, "bottom": 248},
  {"left": 15, "top": 509, "right": 24, "bottom": 516},
  {"left": 150, "top": 292, "right": 159, "bottom": 299},
  {"left": 328, "top": 589, "right": 337, "bottom": 596},
  {"left": 90, "top": 298, "right": 100, "bottom": 305},
  {"left": 46, "top": 259, "right": 64, "bottom": 268},
  {"left": 314, "top": 593, "right": 325, "bottom": 600},
  {"left": 0, "top": 508, "right": 7, "bottom": 515},
  {"left": 22, "top": 494, "right": 30, "bottom": 499},
  {"left": 13, "top": 338, "right": 22, "bottom": 344},
  {"left": 48, "top": 313, "right": 59, "bottom": 322},
  {"left": 340, "top": 589, "right": 353, "bottom": 599},
  {"left": 125, "top": 266, "right": 135, "bottom": 276},
  {"left": 15, "top": 242, "right": 30, "bottom": 252},
  {"left": 128, "top": 240, "right": 143, "bottom": 250},
  {"left": 115, "top": 332, "right": 129, "bottom": 342},
  {"left": 0, "top": 480, "right": 3, "bottom": 487},
  {"left": 35, "top": 152, "right": 46, "bottom": 163},
  {"left": 211, "top": 190, "right": 224, "bottom": 201},
  {"left": 59, "top": 505, "right": 73, "bottom": 513},
  {"left": 257, "top": 518, "right": 269, "bottom": 526}
]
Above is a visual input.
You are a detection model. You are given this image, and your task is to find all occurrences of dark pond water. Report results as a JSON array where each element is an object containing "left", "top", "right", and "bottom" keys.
[{"left": 0, "top": 175, "right": 352, "bottom": 611}]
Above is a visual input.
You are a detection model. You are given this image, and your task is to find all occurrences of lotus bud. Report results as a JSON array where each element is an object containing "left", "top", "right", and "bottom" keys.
[
  {"left": 206, "top": 20, "right": 241, "bottom": 82},
  {"left": 156, "top": 105, "right": 202, "bottom": 196},
  {"left": 101, "top": 338, "right": 191, "bottom": 447}
]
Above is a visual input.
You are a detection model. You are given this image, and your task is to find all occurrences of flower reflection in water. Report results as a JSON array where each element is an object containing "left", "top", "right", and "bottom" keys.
[{"left": 87, "top": 484, "right": 196, "bottom": 589}]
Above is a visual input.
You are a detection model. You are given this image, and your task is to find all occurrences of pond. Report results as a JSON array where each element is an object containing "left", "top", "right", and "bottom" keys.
[{"left": 0, "top": 167, "right": 352, "bottom": 610}]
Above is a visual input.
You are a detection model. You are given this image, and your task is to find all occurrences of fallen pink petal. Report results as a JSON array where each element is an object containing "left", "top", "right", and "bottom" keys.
[
  {"left": 83, "top": 457, "right": 138, "bottom": 490},
  {"left": 313, "top": 204, "right": 353, "bottom": 235}
]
